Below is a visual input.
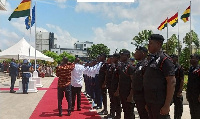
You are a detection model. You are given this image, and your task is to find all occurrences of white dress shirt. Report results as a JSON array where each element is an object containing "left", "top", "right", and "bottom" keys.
[{"left": 71, "top": 64, "right": 85, "bottom": 87}]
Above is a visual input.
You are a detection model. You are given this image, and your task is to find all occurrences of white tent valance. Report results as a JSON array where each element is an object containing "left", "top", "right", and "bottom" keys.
[{"left": 0, "top": 38, "right": 54, "bottom": 62}]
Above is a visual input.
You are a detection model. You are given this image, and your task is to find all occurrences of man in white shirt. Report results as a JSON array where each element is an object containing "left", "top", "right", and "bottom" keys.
[{"left": 71, "top": 58, "right": 85, "bottom": 111}]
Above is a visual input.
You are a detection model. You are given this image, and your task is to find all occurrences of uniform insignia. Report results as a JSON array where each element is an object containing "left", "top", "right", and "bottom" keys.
[
  {"left": 156, "top": 57, "right": 160, "bottom": 64},
  {"left": 139, "top": 66, "right": 142, "bottom": 70}
]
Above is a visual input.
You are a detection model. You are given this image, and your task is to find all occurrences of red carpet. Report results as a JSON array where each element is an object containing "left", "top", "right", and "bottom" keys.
[
  {"left": 30, "top": 77, "right": 101, "bottom": 119},
  {"left": 0, "top": 88, "right": 49, "bottom": 90}
]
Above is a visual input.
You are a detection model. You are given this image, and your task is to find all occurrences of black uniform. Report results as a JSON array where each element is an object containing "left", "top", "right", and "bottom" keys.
[
  {"left": 105, "top": 63, "right": 113, "bottom": 114},
  {"left": 187, "top": 66, "right": 200, "bottom": 119},
  {"left": 98, "top": 62, "right": 108, "bottom": 112},
  {"left": 132, "top": 59, "right": 149, "bottom": 119},
  {"left": 173, "top": 64, "right": 184, "bottom": 119},
  {"left": 143, "top": 51, "right": 175, "bottom": 119},
  {"left": 110, "top": 62, "right": 122, "bottom": 118},
  {"left": 119, "top": 61, "right": 135, "bottom": 119}
]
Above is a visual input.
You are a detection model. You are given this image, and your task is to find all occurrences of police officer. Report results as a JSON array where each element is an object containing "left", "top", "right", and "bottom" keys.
[
  {"left": 9, "top": 58, "right": 19, "bottom": 93},
  {"left": 104, "top": 55, "right": 114, "bottom": 118},
  {"left": 98, "top": 54, "right": 108, "bottom": 115},
  {"left": 115, "top": 50, "right": 135, "bottom": 119},
  {"left": 111, "top": 53, "right": 122, "bottom": 119},
  {"left": 94, "top": 56, "right": 103, "bottom": 109},
  {"left": 132, "top": 46, "right": 149, "bottom": 119},
  {"left": 143, "top": 34, "right": 176, "bottom": 119},
  {"left": 170, "top": 54, "right": 184, "bottom": 119},
  {"left": 186, "top": 54, "right": 200, "bottom": 119},
  {"left": 21, "top": 59, "right": 31, "bottom": 94}
]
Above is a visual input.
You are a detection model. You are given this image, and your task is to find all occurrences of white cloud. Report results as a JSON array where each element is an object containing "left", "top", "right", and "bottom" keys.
[
  {"left": 75, "top": 3, "right": 135, "bottom": 19},
  {"left": 76, "top": 0, "right": 200, "bottom": 54},
  {"left": 54, "top": 0, "right": 67, "bottom": 8},
  {"left": 93, "top": 21, "right": 140, "bottom": 53},
  {"left": 46, "top": 24, "right": 78, "bottom": 48}
]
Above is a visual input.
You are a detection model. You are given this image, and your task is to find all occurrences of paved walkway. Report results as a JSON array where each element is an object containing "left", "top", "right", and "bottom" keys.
[{"left": 0, "top": 72, "right": 191, "bottom": 119}]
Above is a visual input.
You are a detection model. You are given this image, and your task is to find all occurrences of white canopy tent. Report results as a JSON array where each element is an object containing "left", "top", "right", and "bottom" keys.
[{"left": 0, "top": 37, "right": 54, "bottom": 62}]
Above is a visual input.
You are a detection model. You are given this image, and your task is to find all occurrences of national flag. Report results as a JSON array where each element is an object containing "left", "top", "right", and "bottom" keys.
[
  {"left": 181, "top": 6, "right": 190, "bottom": 23},
  {"left": 168, "top": 12, "right": 178, "bottom": 27},
  {"left": 25, "top": 6, "right": 35, "bottom": 30},
  {"left": 8, "top": 0, "right": 31, "bottom": 21},
  {"left": 157, "top": 18, "right": 168, "bottom": 30}
]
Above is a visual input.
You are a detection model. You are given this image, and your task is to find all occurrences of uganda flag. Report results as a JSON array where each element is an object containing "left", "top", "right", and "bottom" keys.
[
  {"left": 168, "top": 12, "right": 178, "bottom": 27},
  {"left": 181, "top": 6, "right": 190, "bottom": 23},
  {"left": 157, "top": 18, "right": 168, "bottom": 30},
  {"left": 8, "top": 0, "right": 31, "bottom": 21}
]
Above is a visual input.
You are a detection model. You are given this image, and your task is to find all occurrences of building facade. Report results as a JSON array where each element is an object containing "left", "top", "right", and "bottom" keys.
[
  {"left": 36, "top": 32, "right": 56, "bottom": 52},
  {"left": 51, "top": 41, "right": 93, "bottom": 59}
]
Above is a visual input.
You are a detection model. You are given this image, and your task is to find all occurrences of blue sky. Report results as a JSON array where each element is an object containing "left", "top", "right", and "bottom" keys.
[{"left": 0, "top": 0, "right": 200, "bottom": 54}]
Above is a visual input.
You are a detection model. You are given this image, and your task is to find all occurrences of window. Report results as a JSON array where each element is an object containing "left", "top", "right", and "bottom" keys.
[
  {"left": 84, "top": 44, "right": 86, "bottom": 47},
  {"left": 56, "top": 51, "right": 58, "bottom": 53},
  {"left": 84, "top": 48, "right": 86, "bottom": 50}
]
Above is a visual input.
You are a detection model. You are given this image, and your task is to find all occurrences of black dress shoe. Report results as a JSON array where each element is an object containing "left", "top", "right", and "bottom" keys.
[
  {"left": 98, "top": 110, "right": 108, "bottom": 115},
  {"left": 104, "top": 114, "right": 114, "bottom": 119},
  {"left": 67, "top": 111, "right": 71, "bottom": 116},
  {"left": 96, "top": 106, "right": 102, "bottom": 109},
  {"left": 58, "top": 113, "right": 62, "bottom": 117},
  {"left": 77, "top": 108, "right": 81, "bottom": 111},
  {"left": 10, "top": 90, "right": 16, "bottom": 93}
]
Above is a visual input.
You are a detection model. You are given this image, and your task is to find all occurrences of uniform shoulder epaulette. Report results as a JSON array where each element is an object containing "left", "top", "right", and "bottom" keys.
[{"left": 159, "top": 52, "right": 172, "bottom": 71}]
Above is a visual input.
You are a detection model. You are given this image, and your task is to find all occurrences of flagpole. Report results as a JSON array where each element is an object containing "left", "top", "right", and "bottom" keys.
[
  {"left": 29, "top": 0, "right": 32, "bottom": 61},
  {"left": 177, "top": 10, "right": 180, "bottom": 63},
  {"left": 167, "top": 17, "right": 168, "bottom": 53},
  {"left": 34, "top": 2, "right": 37, "bottom": 72},
  {"left": 189, "top": 0, "right": 192, "bottom": 55}
]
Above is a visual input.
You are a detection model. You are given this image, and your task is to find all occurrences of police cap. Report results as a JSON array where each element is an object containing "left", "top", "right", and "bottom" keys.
[
  {"left": 136, "top": 46, "right": 148, "bottom": 53},
  {"left": 107, "top": 55, "right": 113, "bottom": 58},
  {"left": 119, "top": 50, "right": 130, "bottom": 55},
  {"left": 130, "top": 58, "right": 135, "bottom": 61},
  {"left": 170, "top": 54, "right": 178, "bottom": 58},
  {"left": 113, "top": 53, "right": 120, "bottom": 58},
  {"left": 100, "top": 53, "right": 107, "bottom": 58},
  {"left": 148, "top": 34, "right": 165, "bottom": 42},
  {"left": 23, "top": 59, "right": 28, "bottom": 64}
]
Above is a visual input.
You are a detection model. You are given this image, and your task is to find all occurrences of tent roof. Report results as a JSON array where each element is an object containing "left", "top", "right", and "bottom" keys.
[{"left": 0, "top": 38, "right": 54, "bottom": 62}]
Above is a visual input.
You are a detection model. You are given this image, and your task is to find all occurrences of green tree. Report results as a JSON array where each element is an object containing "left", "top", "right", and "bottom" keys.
[
  {"left": 179, "top": 47, "right": 190, "bottom": 71},
  {"left": 43, "top": 50, "right": 58, "bottom": 60},
  {"left": 87, "top": 44, "right": 110, "bottom": 59},
  {"left": 132, "top": 30, "right": 153, "bottom": 47},
  {"left": 43, "top": 51, "right": 75, "bottom": 64},
  {"left": 183, "top": 30, "right": 199, "bottom": 53},
  {"left": 162, "top": 34, "right": 180, "bottom": 55},
  {"left": 58, "top": 52, "right": 75, "bottom": 63}
]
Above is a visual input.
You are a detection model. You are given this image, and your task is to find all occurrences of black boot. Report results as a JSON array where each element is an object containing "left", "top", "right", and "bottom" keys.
[{"left": 67, "top": 111, "right": 71, "bottom": 116}]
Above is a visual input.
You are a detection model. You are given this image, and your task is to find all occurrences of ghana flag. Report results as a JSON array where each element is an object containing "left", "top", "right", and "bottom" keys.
[
  {"left": 181, "top": 6, "right": 190, "bottom": 23},
  {"left": 8, "top": 0, "right": 31, "bottom": 21},
  {"left": 168, "top": 12, "right": 178, "bottom": 27},
  {"left": 157, "top": 18, "right": 168, "bottom": 30}
]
